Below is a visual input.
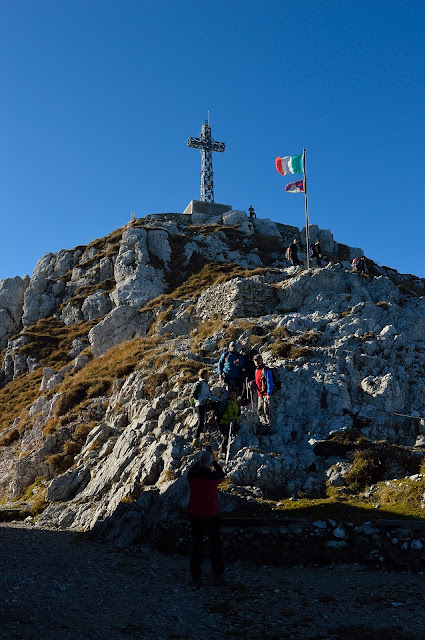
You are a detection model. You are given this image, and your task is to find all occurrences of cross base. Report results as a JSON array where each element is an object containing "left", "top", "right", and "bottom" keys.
[{"left": 183, "top": 200, "right": 232, "bottom": 216}]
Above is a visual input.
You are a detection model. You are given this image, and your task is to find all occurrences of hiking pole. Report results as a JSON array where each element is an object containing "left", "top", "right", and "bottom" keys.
[
  {"left": 225, "top": 420, "right": 234, "bottom": 465},
  {"left": 249, "top": 385, "right": 256, "bottom": 434}
]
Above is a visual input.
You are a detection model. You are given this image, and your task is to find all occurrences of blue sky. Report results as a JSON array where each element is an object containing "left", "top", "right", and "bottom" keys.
[{"left": 1, "top": 0, "right": 424, "bottom": 280}]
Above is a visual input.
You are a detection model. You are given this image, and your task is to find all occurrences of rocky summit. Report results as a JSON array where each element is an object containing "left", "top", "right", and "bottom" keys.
[{"left": 1, "top": 209, "right": 425, "bottom": 547}]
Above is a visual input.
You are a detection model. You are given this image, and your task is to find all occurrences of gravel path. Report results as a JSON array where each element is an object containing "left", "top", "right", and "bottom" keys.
[{"left": 1, "top": 522, "right": 425, "bottom": 640}]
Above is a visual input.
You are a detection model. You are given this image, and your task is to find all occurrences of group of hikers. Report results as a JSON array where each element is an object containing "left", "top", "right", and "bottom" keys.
[
  {"left": 285, "top": 237, "right": 323, "bottom": 268},
  {"left": 286, "top": 236, "right": 367, "bottom": 273},
  {"left": 190, "top": 340, "right": 276, "bottom": 454},
  {"left": 185, "top": 243, "right": 368, "bottom": 587},
  {"left": 187, "top": 338, "right": 277, "bottom": 588}
]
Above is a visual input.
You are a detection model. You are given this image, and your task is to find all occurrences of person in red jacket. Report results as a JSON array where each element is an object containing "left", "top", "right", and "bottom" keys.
[
  {"left": 187, "top": 448, "right": 225, "bottom": 588},
  {"left": 253, "top": 353, "right": 273, "bottom": 432}
]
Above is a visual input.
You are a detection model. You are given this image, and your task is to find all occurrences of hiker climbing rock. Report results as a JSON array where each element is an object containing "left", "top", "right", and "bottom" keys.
[
  {"left": 218, "top": 388, "right": 240, "bottom": 456},
  {"left": 191, "top": 368, "right": 220, "bottom": 446},
  {"left": 217, "top": 341, "right": 244, "bottom": 393},
  {"left": 187, "top": 448, "right": 226, "bottom": 588},
  {"left": 253, "top": 354, "right": 274, "bottom": 433}
]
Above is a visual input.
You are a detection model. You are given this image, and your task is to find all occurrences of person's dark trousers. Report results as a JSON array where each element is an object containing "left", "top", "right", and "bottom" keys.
[
  {"left": 190, "top": 516, "right": 224, "bottom": 580},
  {"left": 195, "top": 405, "right": 207, "bottom": 438},
  {"left": 195, "top": 403, "right": 220, "bottom": 438},
  {"left": 224, "top": 376, "right": 242, "bottom": 395}
]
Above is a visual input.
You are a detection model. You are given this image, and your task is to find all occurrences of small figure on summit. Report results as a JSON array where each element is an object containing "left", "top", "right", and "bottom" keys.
[
  {"left": 311, "top": 238, "right": 323, "bottom": 268},
  {"left": 248, "top": 204, "right": 256, "bottom": 219},
  {"left": 287, "top": 238, "right": 301, "bottom": 267}
]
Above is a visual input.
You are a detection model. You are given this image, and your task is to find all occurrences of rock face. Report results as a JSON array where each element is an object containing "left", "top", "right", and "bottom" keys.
[
  {"left": 111, "top": 227, "right": 169, "bottom": 307},
  {"left": 1, "top": 209, "right": 425, "bottom": 545},
  {"left": 0, "top": 276, "right": 30, "bottom": 350},
  {"left": 88, "top": 306, "right": 153, "bottom": 357}
]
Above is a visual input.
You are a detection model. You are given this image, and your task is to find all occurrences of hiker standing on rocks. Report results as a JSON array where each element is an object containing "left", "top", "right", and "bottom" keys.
[
  {"left": 187, "top": 448, "right": 226, "bottom": 588},
  {"left": 288, "top": 238, "right": 301, "bottom": 267},
  {"left": 240, "top": 340, "right": 259, "bottom": 405},
  {"left": 312, "top": 238, "right": 323, "bottom": 268},
  {"left": 191, "top": 369, "right": 220, "bottom": 446},
  {"left": 253, "top": 354, "right": 273, "bottom": 432},
  {"left": 218, "top": 341, "right": 244, "bottom": 394}
]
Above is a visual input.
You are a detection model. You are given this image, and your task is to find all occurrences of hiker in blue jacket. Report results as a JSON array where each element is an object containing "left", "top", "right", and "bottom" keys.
[{"left": 217, "top": 341, "right": 244, "bottom": 393}]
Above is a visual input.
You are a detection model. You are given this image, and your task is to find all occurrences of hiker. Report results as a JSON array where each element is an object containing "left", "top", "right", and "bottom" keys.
[
  {"left": 218, "top": 341, "right": 244, "bottom": 393},
  {"left": 248, "top": 204, "right": 256, "bottom": 219},
  {"left": 311, "top": 238, "right": 323, "bottom": 268},
  {"left": 240, "top": 340, "right": 259, "bottom": 405},
  {"left": 187, "top": 448, "right": 226, "bottom": 588},
  {"left": 352, "top": 256, "right": 367, "bottom": 274},
  {"left": 191, "top": 369, "right": 220, "bottom": 446},
  {"left": 253, "top": 354, "right": 273, "bottom": 432},
  {"left": 218, "top": 388, "right": 240, "bottom": 455},
  {"left": 358, "top": 256, "right": 367, "bottom": 273},
  {"left": 288, "top": 238, "right": 301, "bottom": 267}
]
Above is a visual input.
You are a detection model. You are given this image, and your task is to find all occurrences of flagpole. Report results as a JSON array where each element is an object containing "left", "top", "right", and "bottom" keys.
[{"left": 303, "top": 148, "right": 310, "bottom": 269}]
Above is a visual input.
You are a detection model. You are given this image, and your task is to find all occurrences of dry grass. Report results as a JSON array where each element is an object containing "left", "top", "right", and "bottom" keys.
[
  {"left": 0, "top": 370, "right": 43, "bottom": 432},
  {"left": 270, "top": 342, "right": 314, "bottom": 360},
  {"left": 16, "top": 317, "right": 97, "bottom": 370},
  {"left": 359, "top": 331, "right": 376, "bottom": 343}
]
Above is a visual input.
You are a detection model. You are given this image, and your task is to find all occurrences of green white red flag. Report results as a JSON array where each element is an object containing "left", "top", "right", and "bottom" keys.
[{"left": 275, "top": 154, "right": 303, "bottom": 176}]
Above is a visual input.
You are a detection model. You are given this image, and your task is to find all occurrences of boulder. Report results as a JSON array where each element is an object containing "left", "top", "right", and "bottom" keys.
[
  {"left": 81, "top": 291, "right": 113, "bottom": 321},
  {"left": 88, "top": 306, "right": 153, "bottom": 357}
]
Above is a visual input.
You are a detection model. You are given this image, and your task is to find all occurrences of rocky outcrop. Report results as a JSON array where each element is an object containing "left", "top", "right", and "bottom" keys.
[
  {"left": 1, "top": 210, "right": 425, "bottom": 546},
  {"left": 110, "top": 227, "right": 168, "bottom": 307},
  {"left": 88, "top": 306, "right": 153, "bottom": 357},
  {"left": 0, "top": 276, "right": 30, "bottom": 349}
]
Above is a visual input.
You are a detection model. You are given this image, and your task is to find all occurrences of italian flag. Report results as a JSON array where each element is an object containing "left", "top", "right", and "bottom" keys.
[{"left": 275, "top": 154, "right": 304, "bottom": 176}]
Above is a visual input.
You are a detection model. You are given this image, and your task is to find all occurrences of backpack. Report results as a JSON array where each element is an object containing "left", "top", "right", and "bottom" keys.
[
  {"left": 309, "top": 246, "right": 314, "bottom": 258},
  {"left": 262, "top": 367, "right": 282, "bottom": 395},
  {"left": 285, "top": 247, "right": 291, "bottom": 260},
  {"left": 189, "top": 381, "right": 202, "bottom": 406}
]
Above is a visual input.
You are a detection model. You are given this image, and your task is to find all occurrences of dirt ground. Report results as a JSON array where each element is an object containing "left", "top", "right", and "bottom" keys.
[{"left": 1, "top": 521, "right": 425, "bottom": 640}]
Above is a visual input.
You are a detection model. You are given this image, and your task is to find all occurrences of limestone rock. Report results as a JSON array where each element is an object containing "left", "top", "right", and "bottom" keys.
[
  {"left": 253, "top": 218, "right": 281, "bottom": 237},
  {"left": 88, "top": 306, "right": 153, "bottom": 357},
  {"left": 81, "top": 291, "right": 113, "bottom": 321},
  {"left": 222, "top": 210, "right": 254, "bottom": 235},
  {"left": 111, "top": 227, "right": 167, "bottom": 307},
  {"left": 0, "top": 276, "right": 30, "bottom": 349},
  {"left": 196, "top": 273, "right": 281, "bottom": 320}
]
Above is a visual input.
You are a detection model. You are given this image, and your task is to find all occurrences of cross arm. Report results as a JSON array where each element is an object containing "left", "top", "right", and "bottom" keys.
[
  {"left": 187, "top": 137, "right": 204, "bottom": 149},
  {"left": 211, "top": 141, "right": 225, "bottom": 152}
]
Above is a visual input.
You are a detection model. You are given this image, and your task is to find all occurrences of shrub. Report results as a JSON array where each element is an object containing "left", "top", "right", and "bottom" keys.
[
  {"left": 297, "top": 330, "right": 321, "bottom": 346},
  {"left": 377, "top": 300, "right": 389, "bottom": 310},
  {"left": 339, "top": 307, "right": 352, "bottom": 318},
  {"left": 270, "top": 341, "right": 292, "bottom": 358},
  {"left": 359, "top": 331, "right": 376, "bottom": 343},
  {"left": 0, "top": 428, "right": 20, "bottom": 447},
  {"left": 345, "top": 449, "right": 383, "bottom": 488},
  {"left": 56, "top": 382, "right": 91, "bottom": 416}
]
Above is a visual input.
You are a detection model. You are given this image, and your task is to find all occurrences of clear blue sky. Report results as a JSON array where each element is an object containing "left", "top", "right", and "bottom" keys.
[{"left": 1, "top": 0, "right": 424, "bottom": 280}]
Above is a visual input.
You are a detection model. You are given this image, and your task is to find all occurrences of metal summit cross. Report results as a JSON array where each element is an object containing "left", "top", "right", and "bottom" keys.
[{"left": 187, "top": 117, "right": 225, "bottom": 203}]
